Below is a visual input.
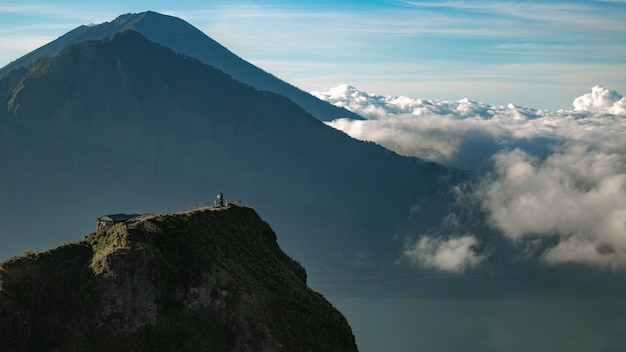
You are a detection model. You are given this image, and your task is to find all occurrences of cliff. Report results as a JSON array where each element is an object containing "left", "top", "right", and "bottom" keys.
[{"left": 0, "top": 205, "right": 357, "bottom": 351}]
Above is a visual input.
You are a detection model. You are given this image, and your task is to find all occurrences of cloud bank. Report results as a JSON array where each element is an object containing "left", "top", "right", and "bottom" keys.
[{"left": 315, "top": 85, "right": 626, "bottom": 271}]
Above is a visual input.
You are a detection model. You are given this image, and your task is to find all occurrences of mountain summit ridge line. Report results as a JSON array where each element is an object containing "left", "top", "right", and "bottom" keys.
[{"left": 0, "top": 11, "right": 362, "bottom": 122}]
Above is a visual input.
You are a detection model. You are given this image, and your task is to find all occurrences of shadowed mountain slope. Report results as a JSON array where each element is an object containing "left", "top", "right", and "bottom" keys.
[
  {"left": 0, "top": 30, "right": 465, "bottom": 277},
  {"left": 0, "top": 11, "right": 362, "bottom": 122}
]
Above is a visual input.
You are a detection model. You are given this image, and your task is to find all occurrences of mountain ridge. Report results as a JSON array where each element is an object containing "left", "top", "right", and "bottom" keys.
[{"left": 0, "top": 11, "right": 362, "bottom": 122}]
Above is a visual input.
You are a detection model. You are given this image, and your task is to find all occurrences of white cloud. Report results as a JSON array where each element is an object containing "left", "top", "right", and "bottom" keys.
[
  {"left": 480, "top": 147, "right": 626, "bottom": 269},
  {"left": 573, "top": 85, "right": 626, "bottom": 114},
  {"left": 318, "top": 84, "right": 626, "bottom": 270},
  {"left": 404, "top": 235, "right": 486, "bottom": 273}
]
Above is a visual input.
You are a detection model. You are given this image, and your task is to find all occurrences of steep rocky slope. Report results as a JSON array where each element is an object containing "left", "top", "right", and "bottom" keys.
[{"left": 0, "top": 205, "right": 357, "bottom": 352}]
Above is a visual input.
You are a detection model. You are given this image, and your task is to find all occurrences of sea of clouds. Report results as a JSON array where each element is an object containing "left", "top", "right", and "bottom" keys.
[{"left": 314, "top": 85, "right": 626, "bottom": 273}]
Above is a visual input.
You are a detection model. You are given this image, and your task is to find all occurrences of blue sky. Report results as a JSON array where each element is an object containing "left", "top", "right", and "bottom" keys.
[{"left": 1, "top": 0, "right": 625, "bottom": 110}]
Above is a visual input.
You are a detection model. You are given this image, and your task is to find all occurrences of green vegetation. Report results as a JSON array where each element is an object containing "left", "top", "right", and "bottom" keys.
[
  {"left": 0, "top": 206, "right": 357, "bottom": 351},
  {"left": 6, "top": 79, "right": 24, "bottom": 113},
  {"left": 0, "top": 241, "right": 95, "bottom": 351}
]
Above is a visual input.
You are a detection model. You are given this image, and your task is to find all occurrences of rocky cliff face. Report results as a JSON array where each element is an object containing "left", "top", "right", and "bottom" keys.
[{"left": 0, "top": 205, "right": 357, "bottom": 351}]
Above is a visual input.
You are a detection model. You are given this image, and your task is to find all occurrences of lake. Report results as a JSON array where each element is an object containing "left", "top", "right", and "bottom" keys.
[{"left": 329, "top": 296, "right": 626, "bottom": 352}]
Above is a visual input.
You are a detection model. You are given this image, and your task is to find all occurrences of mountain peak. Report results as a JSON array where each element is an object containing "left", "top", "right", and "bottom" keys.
[
  {"left": 0, "top": 11, "right": 362, "bottom": 122},
  {"left": 0, "top": 205, "right": 357, "bottom": 351}
]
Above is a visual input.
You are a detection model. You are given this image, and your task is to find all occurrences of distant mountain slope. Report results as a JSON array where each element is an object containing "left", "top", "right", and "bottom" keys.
[
  {"left": 0, "top": 205, "right": 358, "bottom": 351},
  {"left": 0, "top": 11, "right": 362, "bottom": 122},
  {"left": 0, "top": 30, "right": 465, "bottom": 278}
]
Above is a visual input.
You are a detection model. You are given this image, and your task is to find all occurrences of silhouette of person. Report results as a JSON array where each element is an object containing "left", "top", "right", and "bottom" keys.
[{"left": 218, "top": 191, "right": 224, "bottom": 207}]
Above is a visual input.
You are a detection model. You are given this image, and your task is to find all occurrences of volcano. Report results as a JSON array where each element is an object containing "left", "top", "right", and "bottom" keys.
[{"left": 0, "top": 11, "right": 362, "bottom": 123}]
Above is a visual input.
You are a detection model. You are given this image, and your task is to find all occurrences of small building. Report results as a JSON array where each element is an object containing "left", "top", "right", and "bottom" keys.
[{"left": 97, "top": 213, "right": 142, "bottom": 230}]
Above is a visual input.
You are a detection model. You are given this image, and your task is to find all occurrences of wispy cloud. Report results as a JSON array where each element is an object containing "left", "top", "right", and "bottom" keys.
[
  {"left": 401, "top": 0, "right": 626, "bottom": 54},
  {"left": 0, "top": 2, "right": 128, "bottom": 62},
  {"left": 404, "top": 235, "right": 487, "bottom": 273},
  {"left": 403, "top": 0, "right": 620, "bottom": 23},
  {"left": 0, "top": 3, "right": 113, "bottom": 23}
]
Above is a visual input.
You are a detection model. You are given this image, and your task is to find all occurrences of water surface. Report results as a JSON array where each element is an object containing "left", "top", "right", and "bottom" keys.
[{"left": 330, "top": 296, "right": 626, "bottom": 352}]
